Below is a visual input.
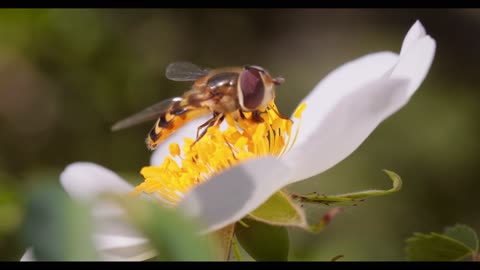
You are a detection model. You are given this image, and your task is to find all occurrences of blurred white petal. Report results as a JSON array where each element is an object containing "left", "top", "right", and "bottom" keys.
[
  {"left": 180, "top": 157, "right": 292, "bottom": 233},
  {"left": 99, "top": 244, "right": 157, "bottom": 261},
  {"left": 60, "top": 162, "right": 133, "bottom": 202},
  {"left": 94, "top": 235, "right": 150, "bottom": 251},
  {"left": 91, "top": 200, "right": 127, "bottom": 219},
  {"left": 20, "top": 248, "right": 34, "bottom": 261},
  {"left": 59, "top": 163, "right": 154, "bottom": 261}
]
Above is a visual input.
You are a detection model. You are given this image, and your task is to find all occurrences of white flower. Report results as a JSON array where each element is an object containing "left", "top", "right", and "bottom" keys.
[
  {"left": 178, "top": 20, "right": 436, "bottom": 232},
  {"left": 21, "top": 20, "right": 435, "bottom": 261}
]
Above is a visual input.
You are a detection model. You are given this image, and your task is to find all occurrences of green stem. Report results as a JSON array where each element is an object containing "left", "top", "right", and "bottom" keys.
[
  {"left": 212, "top": 223, "right": 236, "bottom": 261},
  {"left": 231, "top": 236, "right": 243, "bottom": 261}
]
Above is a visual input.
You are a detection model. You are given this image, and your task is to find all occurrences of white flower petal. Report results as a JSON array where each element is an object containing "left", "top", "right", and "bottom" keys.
[
  {"left": 95, "top": 234, "right": 150, "bottom": 251},
  {"left": 390, "top": 35, "right": 436, "bottom": 97},
  {"left": 179, "top": 157, "right": 292, "bottom": 233},
  {"left": 293, "top": 52, "right": 399, "bottom": 147},
  {"left": 283, "top": 79, "right": 410, "bottom": 183},
  {"left": 150, "top": 115, "right": 210, "bottom": 166},
  {"left": 20, "top": 248, "right": 34, "bottom": 261},
  {"left": 282, "top": 21, "right": 435, "bottom": 183},
  {"left": 400, "top": 20, "right": 427, "bottom": 56},
  {"left": 60, "top": 162, "right": 133, "bottom": 202}
]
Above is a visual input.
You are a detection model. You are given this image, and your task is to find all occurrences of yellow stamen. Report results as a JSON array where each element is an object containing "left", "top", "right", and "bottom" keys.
[
  {"left": 133, "top": 101, "right": 306, "bottom": 204},
  {"left": 169, "top": 143, "right": 181, "bottom": 157}
]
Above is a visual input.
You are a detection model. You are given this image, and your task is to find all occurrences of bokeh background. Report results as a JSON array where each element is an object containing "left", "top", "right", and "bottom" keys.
[{"left": 0, "top": 8, "right": 479, "bottom": 261}]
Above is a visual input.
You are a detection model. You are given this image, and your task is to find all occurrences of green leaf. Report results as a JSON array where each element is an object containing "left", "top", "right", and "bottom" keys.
[
  {"left": 117, "top": 196, "right": 217, "bottom": 261},
  {"left": 444, "top": 224, "right": 478, "bottom": 253},
  {"left": 22, "top": 185, "right": 96, "bottom": 260},
  {"left": 249, "top": 191, "right": 306, "bottom": 227},
  {"left": 406, "top": 232, "right": 474, "bottom": 261},
  {"left": 291, "top": 169, "right": 402, "bottom": 204},
  {"left": 235, "top": 219, "right": 289, "bottom": 261}
]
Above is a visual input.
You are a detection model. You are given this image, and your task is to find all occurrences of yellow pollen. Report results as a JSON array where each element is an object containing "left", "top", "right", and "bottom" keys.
[{"left": 132, "top": 101, "right": 306, "bottom": 204}]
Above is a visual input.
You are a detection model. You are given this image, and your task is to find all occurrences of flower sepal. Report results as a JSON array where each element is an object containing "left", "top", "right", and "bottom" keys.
[
  {"left": 248, "top": 191, "right": 306, "bottom": 227},
  {"left": 246, "top": 190, "right": 342, "bottom": 233}
]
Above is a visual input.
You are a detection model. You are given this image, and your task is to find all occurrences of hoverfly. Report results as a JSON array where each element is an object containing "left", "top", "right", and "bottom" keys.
[{"left": 111, "top": 62, "right": 287, "bottom": 150}]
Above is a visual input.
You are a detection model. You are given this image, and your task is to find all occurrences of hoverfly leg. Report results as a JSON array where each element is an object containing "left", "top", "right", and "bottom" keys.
[
  {"left": 191, "top": 113, "right": 220, "bottom": 147},
  {"left": 251, "top": 110, "right": 265, "bottom": 123},
  {"left": 239, "top": 110, "right": 246, "bottom": 120},
  {"left": 195, "top": 116, "right": 216, "bottom": 140},
  {"left": 213, "top": 113, "right": 225, "bottom": 126},
  {"left": 269, "top": 105, "right": 291, "bottom": 121}
]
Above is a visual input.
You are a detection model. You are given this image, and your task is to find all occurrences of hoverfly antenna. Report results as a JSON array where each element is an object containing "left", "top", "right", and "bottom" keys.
[{"left": 273, "top": 77, "right": 285, "bottom": 85}]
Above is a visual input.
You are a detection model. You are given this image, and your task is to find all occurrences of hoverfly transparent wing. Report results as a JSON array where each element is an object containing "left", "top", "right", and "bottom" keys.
[
  {"left": 165, "top": 62, "right": 210, "bottom": 81},
  {"left": 111, "top": 97, "right": 182, "bottom": 131}
]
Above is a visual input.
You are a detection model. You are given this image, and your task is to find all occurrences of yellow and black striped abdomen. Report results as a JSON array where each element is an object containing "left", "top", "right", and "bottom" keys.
[{"left": 146, "top": 101, "right": 209, "bottom": 150}]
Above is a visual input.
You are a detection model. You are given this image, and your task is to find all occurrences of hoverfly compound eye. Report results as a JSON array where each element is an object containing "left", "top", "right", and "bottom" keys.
[{"left": 239, "top": 68, "right": 265, "bottom": 111}]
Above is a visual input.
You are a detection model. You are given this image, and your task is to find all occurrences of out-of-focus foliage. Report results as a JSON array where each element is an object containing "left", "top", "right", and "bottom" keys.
[
  {"left": 406, "top": 224, "right": 479, "bottom": 261},
  {"left": 236, "top": 219, "right": 290, "bottom": 261},
  {"left": 119, "top": 196, "right": 217, "bottom": 261},
  {"left": 21, "top": 186, "right": 218, "bottom": 261},
  {"left": 22, "top": 184, "right": 97, "bottom": 260},
  {"left": 1, "top": 9, "right": 480, "bottom": 260}
]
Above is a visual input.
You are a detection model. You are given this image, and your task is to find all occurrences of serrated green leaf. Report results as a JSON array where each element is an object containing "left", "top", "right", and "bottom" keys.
[
  {"left": 406, "top": 232, "right": 474, "bottom": 261},
  {"left": 444, "top": 224, "right": 478, "bottom": 253},
  {"left": 22, "top": 185, "right": 96, "bottom": 260},
  {"left": 235, "top": 219, "right": 289, "bottom": 261},
  {"left": 249, "top": 191, "right": 306, "bottom": 227},
  {"left": 291, "top": 169, "right": 402, "bottom": 204},
  {"left": 118, "top": 197, "right": 217, "bottom": 261}
]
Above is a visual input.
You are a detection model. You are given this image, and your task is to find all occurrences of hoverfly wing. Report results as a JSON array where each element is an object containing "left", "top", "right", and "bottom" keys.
[
  {"left": 111, "top": 97, "right": 182, "bottom": 131},
  {"left": 165, "top": 62, "right": 210, "bottom": 81}
]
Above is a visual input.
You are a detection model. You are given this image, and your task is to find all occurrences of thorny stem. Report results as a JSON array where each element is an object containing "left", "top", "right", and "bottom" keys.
[
  {"left": 290, "top": 192, "right": 366, "bottom": 205},
  {"left": 289, "top": 170, "right": 402, "bottom": 205}
]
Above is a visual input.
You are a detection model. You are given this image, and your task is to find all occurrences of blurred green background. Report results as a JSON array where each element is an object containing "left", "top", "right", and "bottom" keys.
[{"left": 0, "top": 8, "right": 479, "bottom": 261}]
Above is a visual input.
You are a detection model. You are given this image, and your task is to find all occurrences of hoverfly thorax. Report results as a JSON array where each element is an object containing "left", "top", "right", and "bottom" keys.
[{"left": 237, "top": 65, "right": 284, "bottom": 112}]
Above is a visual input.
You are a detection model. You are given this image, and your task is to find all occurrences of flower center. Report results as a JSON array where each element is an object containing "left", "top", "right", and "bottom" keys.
[{"left": 132, "top": 101, "right": 306, "bottom": 204}]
